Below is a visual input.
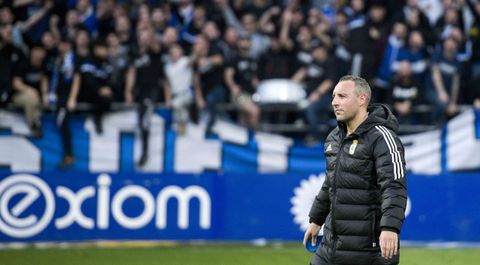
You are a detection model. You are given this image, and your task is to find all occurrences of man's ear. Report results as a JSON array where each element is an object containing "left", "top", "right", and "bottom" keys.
[{"left": 359, "top": 93, "right": 368, "bottom": 107}]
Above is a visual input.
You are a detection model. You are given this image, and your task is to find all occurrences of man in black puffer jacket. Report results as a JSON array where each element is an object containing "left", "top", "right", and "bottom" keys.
[{"left": 304, "top": 75, "right": 408, "bottom": 265}]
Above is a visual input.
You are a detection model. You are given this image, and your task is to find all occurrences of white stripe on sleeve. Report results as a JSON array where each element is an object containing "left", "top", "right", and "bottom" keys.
[{"left": 375, "top": 126, "right": 404, "bottom": 180}]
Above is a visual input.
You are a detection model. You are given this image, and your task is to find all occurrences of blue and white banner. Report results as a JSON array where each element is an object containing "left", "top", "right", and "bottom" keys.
[
  {"left": 0, "top": 108, "right": 479, "bottom": 174},
  {"left": 0, "top": 108, "right": 480, "bottom": 243},
  {"left": 0, "top": 109, "right": 325, "bottom": 174}
]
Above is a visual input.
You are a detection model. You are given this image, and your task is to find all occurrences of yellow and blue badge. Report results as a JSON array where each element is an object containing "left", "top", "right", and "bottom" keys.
[{"left": 349, "top": 140, "right": 358, "bottom": 155}]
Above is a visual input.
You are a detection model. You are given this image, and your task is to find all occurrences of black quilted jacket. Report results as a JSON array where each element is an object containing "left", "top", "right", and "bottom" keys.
[{"left": 309, "top": 104, "right": 408, "bottom": 265}]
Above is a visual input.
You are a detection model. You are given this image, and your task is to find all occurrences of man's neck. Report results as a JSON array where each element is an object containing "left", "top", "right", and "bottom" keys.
[{"left": 346, "top": 110, "right": 369, "bottom": 136}]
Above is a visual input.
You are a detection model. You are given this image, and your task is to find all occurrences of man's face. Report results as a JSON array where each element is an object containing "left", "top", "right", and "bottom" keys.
[{"left": 331, "top": 80, "right": 361, "bottom": 123}]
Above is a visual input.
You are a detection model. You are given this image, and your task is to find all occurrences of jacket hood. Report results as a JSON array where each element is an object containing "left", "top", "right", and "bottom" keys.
[{"left": 361, "top": 103, "right": 399, "bottom": 133}]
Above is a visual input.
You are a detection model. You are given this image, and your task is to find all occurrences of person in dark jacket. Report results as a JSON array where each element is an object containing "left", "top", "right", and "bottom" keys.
[
  {"left": 76, "top": 39, "right": 114, "bottom": 134},
  {"left": 125, "top": 28, "right": 170, "bottom": 167},
  {"left": 304, "top": 75, "right": 408, "bottom": 265}
]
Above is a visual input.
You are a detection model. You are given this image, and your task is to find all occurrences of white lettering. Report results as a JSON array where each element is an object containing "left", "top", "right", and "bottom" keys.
[
  {"left": 55, "top": 186, "right": 95, "bottom": 229},
  {"left": 156, "top": 185, "right": 211, "bottom": 229},
  {"left": 97, "top": 174, "right": 111, "bottom": 229},
  {"left": 0, "top": 174, "right": 55, "bottom": 238},
  {"left": 0, "top": 174, "right": 212, "bottom": 238},
  {"left": 111, "top": 186, "right": 155, "bottom": 229}
]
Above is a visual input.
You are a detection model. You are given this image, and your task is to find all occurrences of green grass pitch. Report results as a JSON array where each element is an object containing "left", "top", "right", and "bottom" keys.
[{"left": 1, "top": 244, "right": 479, "bottom": 265}]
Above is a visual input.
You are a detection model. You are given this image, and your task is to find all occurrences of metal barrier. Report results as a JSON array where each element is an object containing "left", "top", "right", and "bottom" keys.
[{"left": 2, "top": 102, "right": 471, "bottom": 135}]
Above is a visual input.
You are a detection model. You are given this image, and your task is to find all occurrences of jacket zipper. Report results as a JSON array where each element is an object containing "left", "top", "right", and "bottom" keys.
[
  {"left": 371, "top": 210, "right": 377, "bottom": 248},
  {"left": 331, "top": 137, "right": 347, "bottom": 258}
]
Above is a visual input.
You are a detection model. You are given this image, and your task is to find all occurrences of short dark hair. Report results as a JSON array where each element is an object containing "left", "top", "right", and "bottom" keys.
[{"left": 339, "top": 75, "right": 371, "bottom": 104}]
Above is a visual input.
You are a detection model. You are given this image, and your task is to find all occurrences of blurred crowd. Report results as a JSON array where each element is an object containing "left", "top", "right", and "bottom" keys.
[{"left": 1, "top": 0, "right": 480, "bottom": 166}]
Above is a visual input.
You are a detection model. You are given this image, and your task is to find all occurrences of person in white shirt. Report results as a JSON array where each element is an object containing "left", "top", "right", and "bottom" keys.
[{"left": 165, "top": 44, "right": 193, "bottom": 133}]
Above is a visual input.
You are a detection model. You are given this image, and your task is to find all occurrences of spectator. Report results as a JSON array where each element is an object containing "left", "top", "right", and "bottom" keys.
[
  {"left": 289, "top": 26, "right": 315, "bottom": 74},
  {"left": 224, "top": 36, "right": 260, "bottom": 129},
  {"left": 232, "top": 0, "right": 270, "bottom": 18},
  {"left": 346, "top": 1, "right": 381, "bottom": 82},
  {"left": 366, "top": 4, "right": 389, "bottom": 74},
  {"left": 426, "top": 37, "right": 461, "bottom": 123},
  {"left": 466, "top": 0, "right": 480, "bottom": 105},
  {"left": 292, "top": 44, "right": 335, "bottom": 143},
  {"left": 393, "top": 30, "right": 429, "bottom": 83},
  {"left": 96, "top": 0, "right": 116, "bottom": 39},
  {"left": 106, "top": 32, "right": 129, "bottom": 102},
  {"left": 258, "top": 5, "right": 282, "bottom": 37},
  {"left": 181, "top": 5, "right": 207, "bottom": 48},
  {"left": 161, "top": 26, "right": 180, "bottom": 52},
  {"left": 417, "top": 0, "right": 443, "bottom": 26},
  {"left": 311, "top": 19, "right": 332, "bottom": 50},
  {"left": 50, "top": 37, "right": 77, "bottom": 168},
  {"left": 125, "top": 28, "right": 170, "bottom": 167},
  {"left": 17, "top": 45, "right": 49, "bottom": 128},
  {"left": 400, "top": 0, "right": 435, "bottom": 48},
  {"left": 74, "top": 29, "right": 91, "bottom": 64},
  {"left": 20, "top": 46, "right": 48, "bottom": 103},
  {"left": 76, "top": 0, "right": 98, "bottom": 37},
  {"left": 135, "top": 4, "right": 153, "bottom": 34},
  {"left": 280, "top": 8, "right": 308, "bottom": 72},
  {"left": 390, "top": 61, "right": 422, "bottom": 124},
  {"left": 114, "top": 15, "right": 134, "bottom": 52},
  {"left": 258, "top": 33, "right": 291, "bottom": 80},
  {"left": 449, "top": 27, "right": 472, "bottom": 63},
  {"left": 165, "top": 44, "right": 193, "bottom": 133},
  {"left": 136, "top": 3, "right": 152, "bottom": 27},
  {"left": 61, "top": 9, "right": 81, "bottom": 41},
  {"left": 75, "top": 39, "right": 114, "bottom": 134},
  {"left": 332, "top": 10, "right": 351, "bottom": 77},
  {"left": 434, "top": 6, "right": 463, "bottom": 41},
  {"left": 0, "top": 24, "right": 43, "bottom": 138},
  {"left": 374, "top": 21, "right": 408, "bottom": 103},
  {"left": 171, "top": 0, "right": 194, "bottom": 27},
  {"left": 346, "top": 0, "right": 366, "bottom": 22},
  {"left": 0, "top": 7, "right": 27, "bottom": 52},
  {"left": 280, "top": 6, "right": 305, "bottom": 42},
  {"left": 217, "top": 0, "right": 270, "bottom": 58},
  {"left": 151, "top": 7, "right": 168, "bottom": 38},
  {"left": 41, "top": 31, "right": 59, "bottom": 96},
  {"left": 202, "top": 21, "right": 227, "bottom": 56},
  {"left": 0, "top": 24, "right": 15, "bottom": 105},
  {"left": 221, "top": 26, "right": 239, "bottom": 64},
  {"left": 18, "top": 0, "right": 54, "bottom": 46},
  {"left": 191, "top": 34, "right": 226, "bottom": 122}
]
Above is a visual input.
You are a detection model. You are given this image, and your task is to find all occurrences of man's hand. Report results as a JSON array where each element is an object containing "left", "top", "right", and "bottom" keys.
[
  {"left": 303, "top": 223, "right": 321, "bottom": 247},
  {"left": 379, "top": 230, "right": 398, "bottom": 259}
]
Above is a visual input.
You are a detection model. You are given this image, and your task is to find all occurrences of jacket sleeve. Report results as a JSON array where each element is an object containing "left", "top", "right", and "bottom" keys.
[
  {"left": 308, "top": 176, "right": 331, "bottom": 226},
  {"left": 372, "top": 128, "right": 408, "bottom": 233}
]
